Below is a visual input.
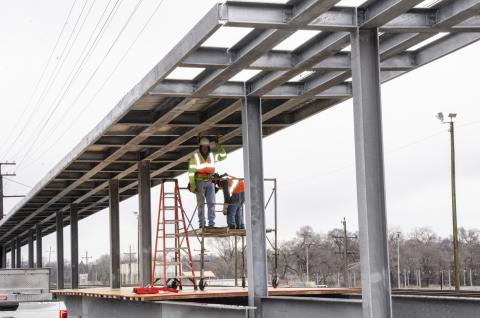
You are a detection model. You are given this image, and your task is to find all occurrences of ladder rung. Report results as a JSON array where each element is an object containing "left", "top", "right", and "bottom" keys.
[
  {"left": 162, "top": 220, "right": 177, "bottom": 224},
  {"left": 155, "top": 261, "right": 181, "bottom": 265}
]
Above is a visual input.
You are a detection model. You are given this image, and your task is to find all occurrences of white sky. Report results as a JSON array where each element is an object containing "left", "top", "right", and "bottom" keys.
[{"left": 1, "top": 0, "right": 480, "bottom": 261}]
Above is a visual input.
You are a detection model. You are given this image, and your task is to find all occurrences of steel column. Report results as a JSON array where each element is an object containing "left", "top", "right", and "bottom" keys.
[
  {"left": 28, "top": 229, "right": 34, "bottom": 268},
  {"left": 10, "top": 240, "right": 15, "bottom": 268},
  {"left": 16, "top": 237, "right": 21, "bottom": 268},
  {"left": 56, "top": 211, "right": 64, "bottom": 289},
  {"left": 109, "top": 179, "right": 121, "bottom": 288},
  {"left": 351, "top": 28, "right": 392, "bottom": 318},
  {"left": 138, "top": 160, "right": 152, "bottom": 286},
  {"left": 241, "top": 96, "right": 268, "bottom": 318},
  {"left": 70, "top": 204, "right": 79, "bottom": 289},
  {"left": 0, "top": 245, "right": 5, "bottom": 268},
  {"left": 36, "top": 224, "right": 42, "bottom": 268}
]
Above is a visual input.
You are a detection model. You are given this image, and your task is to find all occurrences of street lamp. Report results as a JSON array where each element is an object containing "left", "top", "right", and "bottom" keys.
[{"left": 436, "top": 112, "right": 460, "bottom": 291}]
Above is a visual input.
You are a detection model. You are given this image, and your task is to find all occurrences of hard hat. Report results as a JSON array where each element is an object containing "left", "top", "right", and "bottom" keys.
[{"left": 199, "top": 137, "right": 210, "bottom": 146}]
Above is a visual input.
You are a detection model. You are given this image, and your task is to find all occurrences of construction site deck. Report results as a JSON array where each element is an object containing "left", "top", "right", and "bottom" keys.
[{"left": 53, "top": 287, "right": 359, "bottom": 302}]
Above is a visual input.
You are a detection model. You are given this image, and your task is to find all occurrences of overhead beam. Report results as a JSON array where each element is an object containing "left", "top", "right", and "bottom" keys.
[
  {"left": 359, "top": 0, "right": 424, "bottom": 28},
  {"left": 248, "top": 32, "right": 350, "bottom": 96},
  {"left": 0, "top": 3, "right": 223, "bottom": 243},
  {"left": 195, "top": 0, "right": 340, "bottom": 94},
  {"left": 181, "top": 47, "right": 416, "bottom": 72}
]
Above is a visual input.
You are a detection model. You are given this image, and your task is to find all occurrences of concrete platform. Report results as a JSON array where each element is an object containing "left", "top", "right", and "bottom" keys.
[{"left": 53, "top": 287, "right": 359, "bottom": 302}]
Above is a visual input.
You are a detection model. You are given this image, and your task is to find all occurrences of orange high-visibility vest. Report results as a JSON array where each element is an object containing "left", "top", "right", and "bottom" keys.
[
  {"left": 194, "top": 152, "right": 216, "bottom": 176},
  {"left": 228, "top": 177, "right": 245, "bottom": 195}
]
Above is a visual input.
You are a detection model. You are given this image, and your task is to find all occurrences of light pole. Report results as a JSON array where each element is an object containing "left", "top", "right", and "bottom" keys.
[
  {"left": 436, "top": 112, "right": 460, "bottom": 291},
  {"left": 396, "top": 232, "right": 401, "bottom": 289},
  {"left": 301, "top": 232, "right": 313, "bottom": 283}
]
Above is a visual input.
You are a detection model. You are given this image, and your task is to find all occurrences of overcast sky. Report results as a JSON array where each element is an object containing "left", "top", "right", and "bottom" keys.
[{"left": 1, "top": 0, "right": 480, "bottom": 261}]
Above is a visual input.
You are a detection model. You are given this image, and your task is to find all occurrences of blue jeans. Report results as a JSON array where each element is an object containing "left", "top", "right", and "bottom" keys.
[
  {"left": 227, "top": 192, "right": 245, "bottom": 227},
  {"left": 196, "top": 180, "right": 216, "bottom": 227}
]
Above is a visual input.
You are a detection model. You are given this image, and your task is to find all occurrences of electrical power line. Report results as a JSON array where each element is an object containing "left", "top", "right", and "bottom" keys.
[
  {"left": 3, "top": 177, "right": 32, "bottom": 189},
  {"left": 0, "top": 0, "right": 78, "bottom": 159},
  {"left": 16, "top": 0, "right": 122, "bottom": 165},
  {"left": 15, "top": 0, "right": 127, "bottom": 170},
  {"left": 6, "top": 0, "right": 90, "bottom": 161},
  {"left": 19, "top": 0, "right": 166, "bottom": 170}
]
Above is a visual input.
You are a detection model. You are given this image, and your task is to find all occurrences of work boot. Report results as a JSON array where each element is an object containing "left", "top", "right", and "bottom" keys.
[
  {"left": 237, "top": 225, "right": 245, "bottom": 230},
  {"left": 228, "top": 224, "right": 236, "bottom": 230}
]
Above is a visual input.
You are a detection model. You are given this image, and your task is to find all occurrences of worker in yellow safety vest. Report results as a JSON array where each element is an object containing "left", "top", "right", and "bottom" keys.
[{"left": 188, "top": 136, "right": 227, "bottom": 228}]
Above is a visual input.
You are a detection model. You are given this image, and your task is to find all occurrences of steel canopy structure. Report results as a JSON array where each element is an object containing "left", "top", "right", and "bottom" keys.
[{"left": 1, "top": 0, "right": 480, "bottom": 317}]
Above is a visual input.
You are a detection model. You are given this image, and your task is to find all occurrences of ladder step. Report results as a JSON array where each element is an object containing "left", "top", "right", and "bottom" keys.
[
  {"left": 162, "top": 220, "right": 177, "bottom": 224},
  {"left": 155, "top": 261, "right": 181, "bottom": 265},
  {"left": 157, "top": 234, "right": 177, "bottom": 238}
]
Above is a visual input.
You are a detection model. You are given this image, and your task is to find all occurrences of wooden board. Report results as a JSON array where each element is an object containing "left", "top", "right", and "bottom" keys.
[
  {"left": 53, "top": 287, "right": 359, "bottom": 302},
  {"left": 183, "top": 227, "right": 247, "bottom": 238},
  {"left": 181, "top": 227, "right": 274, "bottom": 238}
]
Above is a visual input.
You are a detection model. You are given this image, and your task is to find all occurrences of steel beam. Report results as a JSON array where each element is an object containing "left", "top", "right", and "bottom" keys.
[
  {"left": 0, "top": 3, "right": 223, "bottom": 243},
  {"left": 242, "top": 96, "right": 268, "bottom": 318},
  {"left": 28, "top": 229, "right": 34, "bottom": 268},
  {"left": 109, "top": 179, "right": 121, "bottom": 289},
  {"left": 16, "top": 237, "right": 21, "bottom": 268},
  {"left": 36, "top": 224, "right": 42, "bottom": 268},
  {"left": 248, "top": 32, "right": 350, "bottom": 96},
  {"left": 196, "top": 0, "right": 340, "bottom": 95},
  {"left": 138, "top": 160, "right": 152, "bottom": 286},
  {"left": 359, "top": 0, "right": 423, "bottom": 28},
  {"left": 10, "top": 240, "right": 15, "bottom": 268},
  {"left": 351, "top": 28, "right": 392, "bottom": 318},
  {"left": 56, "top": 211, "right": 64, "bottom": 289},
  {"left": 70, "top": 204, "right": 79, "bottom": 289}
]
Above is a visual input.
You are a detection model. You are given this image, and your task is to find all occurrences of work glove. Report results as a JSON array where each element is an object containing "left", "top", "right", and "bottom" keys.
[{"left": 189, "top": 184, "right": 196, "bottom": 193}]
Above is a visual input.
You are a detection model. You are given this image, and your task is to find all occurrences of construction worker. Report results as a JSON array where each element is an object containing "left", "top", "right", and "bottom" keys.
[
  {"left": 188, "top": 136, "right": 227, "bottom": 228},
  {"left": 226, "top": 176, "right": 245, "bottom": 230}
]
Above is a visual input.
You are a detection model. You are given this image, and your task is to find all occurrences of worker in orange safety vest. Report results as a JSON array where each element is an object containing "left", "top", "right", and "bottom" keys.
[
  {"left": 187, "top": 136, "right": 227, "bottom": 228},
  {"left": 225, "top": 176, "right": 245, "bottom": 230}
]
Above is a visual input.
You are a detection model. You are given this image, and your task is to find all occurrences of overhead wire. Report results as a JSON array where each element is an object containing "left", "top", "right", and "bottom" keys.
[
  {"left": 15, "top": 0, "right": 121, "bottom": 164},
  {"left": 284, "top": 121, "right": 480, "bottom": 186},
  {"left": 3, "top": 177, "right": 33, "bottom": 189},
  {"left": 6, "top": 0, "right": 90, "bottom": 161},
  {"left": 19, "top": 0, "right": 165, "bottom": 170},
  {"left": 15, "top": 0, "right": 127, "bottom": 170},
  {"left": 0, "top": 0, "right": 78, "bottom": 159}
]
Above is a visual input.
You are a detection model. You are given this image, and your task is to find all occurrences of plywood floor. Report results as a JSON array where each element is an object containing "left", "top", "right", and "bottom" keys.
[{"left": 53, "top": 287, "right": 359, "bottom": 302}]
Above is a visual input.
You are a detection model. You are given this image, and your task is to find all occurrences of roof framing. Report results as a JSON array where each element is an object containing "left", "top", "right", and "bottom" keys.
[{"left": 1, "top": 0, "right": 479, "bottom": 246}]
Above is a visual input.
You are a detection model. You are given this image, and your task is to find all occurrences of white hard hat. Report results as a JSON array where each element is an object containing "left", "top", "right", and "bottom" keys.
[{"left": 199, "top": 137, "right": 210, "bottom": 146}]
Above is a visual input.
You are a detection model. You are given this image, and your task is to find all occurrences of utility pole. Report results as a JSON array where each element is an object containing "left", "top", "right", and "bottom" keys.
[
  {"left": 0, "top": 162, "right": 25, "bottom": 220},
  {"left": 82, "top": 251, "right": 92, "bottom": 273},
  {"left": 333, "top": 218, "right": 357, "bottom": 287},
  {"left": 123, "top": 245, "right": 136, "bottom": 285},
  {"left": 397, "top": 232, "right": 401, "bottom": 289},
  {"left": 300, "top": 232, "right": 312, "bottom": 282},
  {"left": 436, "top": 112, "right": 460, "bottom": 291},
  {"left": 46, "top": 246, "right": 55, "bottom": 266}
]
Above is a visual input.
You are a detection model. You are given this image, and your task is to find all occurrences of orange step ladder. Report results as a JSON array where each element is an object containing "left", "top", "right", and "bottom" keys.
[{"left": 152, "top": 179, "right": 197, "bottom": 290}]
